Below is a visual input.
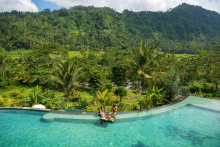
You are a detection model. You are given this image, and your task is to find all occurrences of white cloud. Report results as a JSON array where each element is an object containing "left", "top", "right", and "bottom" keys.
[
  {"left": 45, "top": 0, "right": 220, "bottom": 13},
  {"left": 0, "top": 0, "right": 38, "bottom": 12}
]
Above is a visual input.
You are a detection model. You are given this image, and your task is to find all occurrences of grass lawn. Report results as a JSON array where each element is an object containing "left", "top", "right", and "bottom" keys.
[
  {"left": 7, "top": 50, "right": 104, "bottom": 59},
  {"left": 175, "top": 54, "right": 195, "bottom": 57},
  {"left": 188, "top": 81, "right": 219, "bottom": 89},
  {"left": 0, "top": 85, "right": 35, "bottom": 98},
  {"left": 80, "top": 91, "right": 94, "bottom": 101},
  {"left": 6, "top": 50, "right": 31, "bottom": 59},
  {"left": 68, "top": 51, "right": 82, "bottom": 57}
]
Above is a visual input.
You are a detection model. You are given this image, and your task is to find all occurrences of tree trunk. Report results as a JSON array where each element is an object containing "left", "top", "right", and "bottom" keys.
[
  {"left": 139, "top": 80, "right": 141, "bottom": 92},
  {"left": 47, "top": 61, "right": 51, "bottom": 75},
  {"left": 67, "top": 92, "right": 69, "bottom": 109},
  {"left": 94, "top": 91, "right": 96, "bottom": 112},
  {"left": 2, "top": 64, "right": 4, "bottom": 77},
  {"left": 120, "top": 97, "right": 122, "bottom": 102},
  {"left": 216, "top": 83, "right": 218, "bottom": 92},
  {"left": 47, "top": 87, "right": 49, "bottom": 98},
  {"left": 199, "top": 76, "right": 202, "bottom": 94},
  {"left": 142, "top": 76, "right": 145, "bottom": 95},
  {"left": 29, "top": 67, "right": 31, "bottom": 75}
]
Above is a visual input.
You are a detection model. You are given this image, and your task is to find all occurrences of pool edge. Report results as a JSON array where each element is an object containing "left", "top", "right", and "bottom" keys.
[{"left": 0, "top": 107, "right": 51, "bottom": 112}]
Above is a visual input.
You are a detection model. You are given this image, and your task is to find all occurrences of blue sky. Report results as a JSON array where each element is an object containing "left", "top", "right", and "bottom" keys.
[
  {"left": 32, "top": 0, "right": 61, "bottom": 12},
  {"left": 0, "top": 0, "right": 220, "bottom": 13}
]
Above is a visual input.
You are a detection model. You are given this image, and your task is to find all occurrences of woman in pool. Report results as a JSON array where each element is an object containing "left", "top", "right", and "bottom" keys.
[{"left": 98, "top": 106, "right": 105, "bottom": 118}]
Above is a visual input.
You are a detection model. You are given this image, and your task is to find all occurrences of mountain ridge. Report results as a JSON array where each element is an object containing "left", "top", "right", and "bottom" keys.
[{"left": 0, "top": 3, "right": 220, "bottom": 53}]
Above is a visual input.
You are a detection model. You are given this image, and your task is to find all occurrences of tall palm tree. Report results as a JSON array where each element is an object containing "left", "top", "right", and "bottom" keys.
[
  {"left": 16, "top": 55, "right": 24, "bottom": 71},
  {"left": 51, "top": 59, "right": 84, "bottom": 109},
  {"left": 128, "top": 40, "right": 165, "bottom": 93},
  {"left": 0, "top": 48, "right": 7, "bottom": 77},
  {"left": 24, "top": 55, "right": 36, "bottom": 75},
  {"left": 96, "top": 89, "right": 112, "bottom": 112}
]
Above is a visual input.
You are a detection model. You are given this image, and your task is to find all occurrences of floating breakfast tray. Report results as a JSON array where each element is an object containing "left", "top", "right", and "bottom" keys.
[{"left": 101, "top": 116, "right": 115, "bottom": 123}]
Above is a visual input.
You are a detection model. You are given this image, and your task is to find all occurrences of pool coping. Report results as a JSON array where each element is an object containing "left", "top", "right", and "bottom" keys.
[{"left": 0, "top": 107, "right": 51, "bottom": 112}]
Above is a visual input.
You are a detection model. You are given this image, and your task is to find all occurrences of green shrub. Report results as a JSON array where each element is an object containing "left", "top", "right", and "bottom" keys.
[
  {"left": 0, "top": 81, "right": 7, "bottom": 88},
  {"left": 189, "top": 84, "right": 200, "bottom": 93},
  {"left": 130, "top": 104, "right": 139, "bottom": 110},
  {"left": 76, "top": 99, "right": 88, "bottom": 110},
  {"left": 178, "top": 86, "right": 190, "bottom": 96},
  {"left": 86, "top": 105, "right": 95, "bottom": 112},
  {"left": 4, "top": 78, "right": 11, "bottom": 85},
  {"left": 105, "top": 83, "right": 113, "bottom": 92},
  {"left": 115, "top": 102, "right": 126, "bottom": 112},
  {"left": 80, "top": 87, "right": 91, "bottom": 92},
  {"left": 9, "top": 91, "right": 20, "bottom": 99},
  {"left": 139, "top": 96, "right": 153, "bottom": 109}
]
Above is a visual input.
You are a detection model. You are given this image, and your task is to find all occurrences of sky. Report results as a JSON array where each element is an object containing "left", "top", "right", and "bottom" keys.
[{"left": 0, "top": 0, "right": 220, "bottom": 13}]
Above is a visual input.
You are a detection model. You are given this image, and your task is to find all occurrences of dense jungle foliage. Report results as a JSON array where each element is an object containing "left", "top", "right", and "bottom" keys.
[
  {"left": 0, "top": 3, "right": 220, "bottom": 54},
  {"left": 0, "top": 41, "right": 219, "bottom": 111}
]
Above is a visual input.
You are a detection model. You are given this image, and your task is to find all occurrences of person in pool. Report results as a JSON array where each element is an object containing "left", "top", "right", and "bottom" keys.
[
  {"left": 98, "top": 106, "right": 105, "bottom": 118},
  {"left": 109, "top": 104, "right": 117, "bottom": 117}
]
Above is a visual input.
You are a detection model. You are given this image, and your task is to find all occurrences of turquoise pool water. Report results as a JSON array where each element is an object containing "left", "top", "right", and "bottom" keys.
[{"left": 0, "top": 96, "right": 220, "bottom": 147}]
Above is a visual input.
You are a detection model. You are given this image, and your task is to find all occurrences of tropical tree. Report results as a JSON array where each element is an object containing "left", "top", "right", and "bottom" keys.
[
  {"left": 114, "top": 86, "right": 127, "bottom": 103},
  {"left": 24, "top": 55, "right": 36, "bottom": 75},
  {"left": 16, "top": 55, "right": 24, "bottom": 71},
  {"left": 88, "top": 70, "right": 102, "bottom": 112},
  {"left": 51, "top": 59, "right": 84, "bottom": 109},
  {"left": 112, "top": 62, "right": 127, "bottom": 86},
  {"left": 39, "top": 76, "right": 52, "bottom": 97},
  {"left": 88, "top": 70, "right": 102, "bottom": 92},
  {"left": 14, "top": 70, "right": 31, "bottom": 85},
  {"left": 105, "top": 83, "right": 113, "bottom": 93},
  {"left": 96, "top": 89, "right": 112, "bottom": 112},
  {"left": 0, "top": 47, "right": 7, "bottom": 77},
  {"left": 127, "top": 40, "right": 165, "bottom": 93},
  {"left": 206, "top": 45, "right": 220, "bottom": 92}
]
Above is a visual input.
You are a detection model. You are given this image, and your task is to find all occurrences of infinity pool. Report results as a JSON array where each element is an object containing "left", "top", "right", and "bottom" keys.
[{"left": 0, "top": 96, "right": 220, "bottom": 147}]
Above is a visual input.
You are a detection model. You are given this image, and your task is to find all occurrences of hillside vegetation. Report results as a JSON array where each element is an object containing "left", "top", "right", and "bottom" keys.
[{"left": 0, "top": 3, "right": 220, "bottom": 53}]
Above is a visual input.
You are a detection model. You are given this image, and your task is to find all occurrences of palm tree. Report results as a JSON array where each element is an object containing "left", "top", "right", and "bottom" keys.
[
  {"left": 24, "top": 55, "right": 36, "bottom": 75},
  {"left": 51, "top": 59, "right": 84, "bottom": 109},
  {"left": 96, "top": 89, "right": 112, "bottom": 112},
  {"left": 16, "top": 55, "right": 24, "bottom": 71},
  {"left": 128, "top": 40, "right": 165, "bottom": 93},
  {"left": 0, "top": 48, "right": 7, "bottom": 77}
]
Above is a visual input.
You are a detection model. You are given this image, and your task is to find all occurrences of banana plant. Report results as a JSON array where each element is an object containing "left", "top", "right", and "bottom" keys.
[
  {"left": 139, "top": 95, "right": 153, "bottom": 109},
  {"left": 144, "top": 83, "right": 167, "bottom": 107},
  {"left": 31, "top": 85, "right": 43, "bottom": 105}
]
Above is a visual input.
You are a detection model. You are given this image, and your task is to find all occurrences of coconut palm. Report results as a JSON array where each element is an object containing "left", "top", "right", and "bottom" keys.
[
  {"left": 96, "top": 89, "right": 112, "bottom": 112},
  {"left": 24, "top": 55, "right": 36, "bottom": 75},
  {"left": 0, "top": 48, "right": 7, "bottom": 77},
  {"left": 127, "top": 40, "right": 165, "bottom": 93},
  {"left": 16, "top": 55, "right": 24, "bottom": 71},
  {"left": 51, "top": 59, "right": 84, "bottom": 109}
]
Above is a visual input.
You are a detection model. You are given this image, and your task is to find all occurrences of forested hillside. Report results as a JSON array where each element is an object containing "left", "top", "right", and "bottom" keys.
[{"left": 0, "top": 3, "right": 220, "bottom": 53}]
